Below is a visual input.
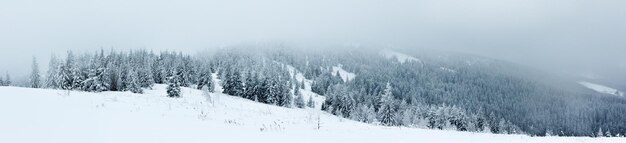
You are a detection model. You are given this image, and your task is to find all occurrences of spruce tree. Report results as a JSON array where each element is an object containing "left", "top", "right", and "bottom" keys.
[
  {"left": 294, "top": 87, "right": 305, "bottom": 108},
  {"left": 223, "top": 70, "right": 244, "bottom": 96},
  {"left": 30, "top": 56, "right": 41, "bottom": 88},
  {"left": 138, "top": 66, "right": 154, "bottom": 89},
  {"left": 4, "top": 72, "right": 11, "bottom": 86},
  {"left": 243, "top": 71, "right": 257, "bottom": 100},
  {"left": 378, "top": 82, "right": 396, "bottom": 126},
  {"left": 127, "top": 69, "right": 143, "bottom": 94},
  {"left": 167, "top": 67, "right": 183, "bottom": 98},
  {"left": 59, "top": 51, "right": 77, "bottom": 90},
  {"left": 307, "top": 96, "right": 315, "bottom": 108}
]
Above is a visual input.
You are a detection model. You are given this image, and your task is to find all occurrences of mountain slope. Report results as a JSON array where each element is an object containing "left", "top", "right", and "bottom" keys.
[
  {"left": 579, "top": 81, "right": 624, "bottom": 96},
  {"left": 0, "top": 85, "right": 623, "bottom": 143}
]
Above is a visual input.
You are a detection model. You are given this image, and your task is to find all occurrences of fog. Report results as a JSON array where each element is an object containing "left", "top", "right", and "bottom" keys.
[{"left": 1, "top": 0, "right": 625, "bottom": 86}]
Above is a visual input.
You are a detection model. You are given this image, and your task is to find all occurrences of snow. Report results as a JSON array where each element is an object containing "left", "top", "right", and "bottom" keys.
[
  {"left": 579, "top": 81, "right": 624, "bottom": 96},
  {"left": 0, "top": 86, "right": 623, "bottom": 143},
  {"left": 282, "top": 63, "right": 326, "bottom": 109},
  {"left": 331, "top": 64, "right": 356, "bottom": 82},
  {"left": 380, "top": 49, "right": 422, "bottom": 64},
  {"left": 440, "top": 67, "right": 457, "bottom": 73}
]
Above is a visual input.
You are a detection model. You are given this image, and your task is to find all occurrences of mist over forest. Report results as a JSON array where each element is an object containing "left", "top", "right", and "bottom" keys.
[
  {"left": 1, "top": 0, "right": 625, "bottom": 89},
  {"left": 1, "top": 0, "right": 625, "bottom": 142}
]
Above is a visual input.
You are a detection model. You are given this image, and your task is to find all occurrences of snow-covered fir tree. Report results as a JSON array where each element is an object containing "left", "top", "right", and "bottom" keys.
[
  {"left": 222, "top": 69, "right": 244, "bottom": 97},
  {"left": 127, "top": 69, "right": 143, "bottom": 94},
  {"left": 29, "top": 56, "right": 41, "bottom": 88},
  {"left": 167, "top": 67, "right": 183, "bottom": 98},
  {"left": 3, "top": 72, "right": 11, "bottom": 86},
  {"left": 307, "top": 95, "right": 315, "bottom": 108},
  {"left": 378, "top": 82, "right": 396, "bottom": 126},
  {"left": 243, "top": 70, "right": 258, "bottom": 100},
  {"left": 294, "top": 85, "right": 305, "bottom": 108}
]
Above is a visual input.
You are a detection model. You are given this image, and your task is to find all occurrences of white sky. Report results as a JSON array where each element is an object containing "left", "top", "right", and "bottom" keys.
[{"left": 1, "top": 0, "right": 625, "bottom": 83}]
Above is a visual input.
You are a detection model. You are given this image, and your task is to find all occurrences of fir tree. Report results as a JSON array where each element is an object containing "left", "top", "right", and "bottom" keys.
[
  {"left": 243, "top": 71, "right": 258, "bottom": 100},
  {"left": 30, "top": 57, "right": 41, "bottom": 88},
  {"left": 138, "top": 65, "right": 154, "bottom": 89},
  {"left": 223, "top": 70, "right": 244, "bottom": 97},
  {"left": 307, "top": 95, "right": 315, "bottom": 108},
  {"left": 167, "top": 67, "right": 183, "bottom": 98},
  {"left": 3, "top": 72, "right": 11, "bottom": 86},
  {"left": 378, "top": 82, "right": 396, "bottom": 126},
  {"left": 127, "top": 69, "right": 143, "bottom": 94},
  {"left": 59, "top": 51, "right": 78, "bottom": 90},
  {"left": 278, "top": 76, "right": 293, "bottom": 107},
  {"left": 294, "top": 88, "right": 305, "bottom": 108}
]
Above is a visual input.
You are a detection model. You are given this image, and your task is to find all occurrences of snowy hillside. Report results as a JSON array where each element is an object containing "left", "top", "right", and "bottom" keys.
[
  {"left": 0, "top": 86, "right": 622, "bottom": 143},
  {"left": 380, "top": 49, "right": 422, "bottom": 64},
  {"left": 331, "top": 64, "right": 356, "bottom": 82},
  {"left": 579, "top": 81, "right": 624, "bottom": 96}
]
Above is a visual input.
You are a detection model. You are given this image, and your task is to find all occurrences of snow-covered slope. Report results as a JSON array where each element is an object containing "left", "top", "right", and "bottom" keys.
[
  {"left": 380, "top": 49, "right": 422, "bottom": 64},
  {"left": 440, "top": 67, "right": 457, "bottom": 73},
  {"left": 282, "top": 63, "right": 326, "bottom": 109},
  {"left": 331, "top": 64, "right": 356, "bottom": 82},
  {"left": 0, "top": 86, "right": 622, "bottom": 143},
  {"left": 579, "top": 81, "right": 624, "bottom": 96}
]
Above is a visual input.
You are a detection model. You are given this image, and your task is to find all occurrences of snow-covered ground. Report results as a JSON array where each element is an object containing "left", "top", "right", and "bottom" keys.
[
  {"left": 380, "top": 49, "right": 422, "bottom": 64},
  {"left": 282, "top": 63, "right": 326, "bottom": 109},
  {"left": 331, "top": 64, "right": 356, "bottom": 82},
  {"left": 440, "top": 67, "right": 457, "bottom": 73},
  {"left": 579, "top": 81, "right": 624, "bottom": 96},
  {"left": 0, "top": 86, "right": 623, "bottom": 143}
]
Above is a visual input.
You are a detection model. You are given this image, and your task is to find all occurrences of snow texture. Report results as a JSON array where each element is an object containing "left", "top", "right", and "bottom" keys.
[
  {"left": 331, "top": 64, "right": 356, "bottom": 82},
  {"left": 283, "top": 63, "right": 326, "bottom": 109},
  {"left": 1, "top": 86, "right": 623, "bottom": 143},
  {"left": 579, "top": 81, "right": 624, "bottom": 96},
  {"left": 380, "top": 49, "right": 422, "bottom": 64},
  {"left": 440, "top": 67, "right": 457, "bottom": 73}
]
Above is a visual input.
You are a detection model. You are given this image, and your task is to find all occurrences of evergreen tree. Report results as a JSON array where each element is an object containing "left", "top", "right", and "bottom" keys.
[
  {"left": 138, "top": 65, "right": 154, "bottom": 89},
  {"left": 152, "top": 56, "right": 165, "bottom": 84},
  {"left": 294, "top": 87, "right": 305, "bottom": 108},
  {"left": 127, "top": 69, "right": 143, "bottom": 94},
  {"left": 118, "top": 62, "right": 130, "bottom": 91},
  {"left": 82, "top": 55, "right": 107, "bottom": 92},
  {"left": 167, "top": 67, "right": 183, "bottom": 98},
  {"left": 378, "top": 82, "right": 396, "bottom": 126},
  {"left": 207, "top": 73, "right": 215, "bottom": 93},
  {"left": 278, "top": 75, "right": 293, "bottom": 107},
  {"left": 59, "top": 51, "right": 79, "bottom": 90},
  {"left": 223, "top": 69, "right": 244, "bottom": 96},
  {"left": 4, "top": 72, "right": 11, "bottom": 86},
  {"left": 307, "top": 95, "right": 315, "bottom": 108},
  {"left": 243, "top": 71, "right": 257, "bottom": 100},
  {"left": 30, "top": 57, "right": 41, "bottom": 88},
  {"left": 498, "top": 118, "right": 508, "bottom": 134},
  {"left": 197, "top": 71, "right": 215, "bottom": 93}
]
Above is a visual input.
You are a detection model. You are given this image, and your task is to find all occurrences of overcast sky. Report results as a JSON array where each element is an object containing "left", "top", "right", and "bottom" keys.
[{"left": 1, "top": 0, "right": 625, "bottom": 83}]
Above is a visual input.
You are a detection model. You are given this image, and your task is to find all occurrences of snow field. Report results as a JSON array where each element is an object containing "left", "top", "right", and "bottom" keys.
[{"left": 1, "top": 86, "right": 623, "bottom": 143}]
